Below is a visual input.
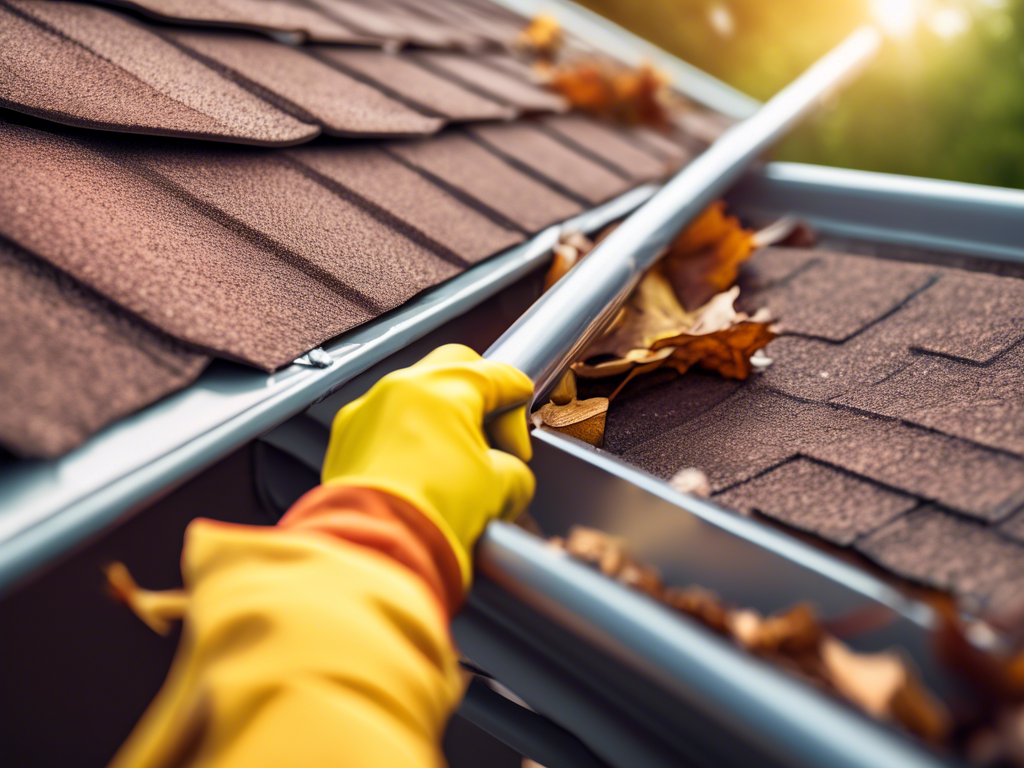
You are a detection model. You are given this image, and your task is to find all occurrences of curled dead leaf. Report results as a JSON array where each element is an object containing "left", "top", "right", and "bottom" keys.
[
  {"left": 663, "top": 202, "right": 796, "bottom": 311},
  {"left": 663, "top": 585, "right": 731, "bottom": 635},
  {"left": 532, "top": 369, "right": 608, "bottom": 447},
  {"left": 543, "top": 58, "right": 674, "bottom": 127},
  {"left": 533, "top": 397, "right": 609, "bottom": 447},
  {"left": 543, "top": 231, "right": 594, "bottom": 291},
  {"left": 553, "top": 526, "right": 953, "bottom": 748},
  {"left": 516, "top": 14, "right": 563, "bottom": 61},
  {"left": 573, "top": 280, "right": 776, "bottom": 393}
]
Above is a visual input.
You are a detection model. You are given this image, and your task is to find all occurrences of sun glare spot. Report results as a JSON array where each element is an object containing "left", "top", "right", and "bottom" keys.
[
  {"left": 708, "top": 3, "right": 735, "bottom": 37},
  {"left": 870, "top": 0, "right": 923, "bottom": 37},
  {"left": 929, "top": 7, "right": 971, "bottom": 38}
]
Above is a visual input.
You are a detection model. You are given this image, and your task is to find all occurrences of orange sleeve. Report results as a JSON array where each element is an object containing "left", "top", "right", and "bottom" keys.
[{"left": 109, "top": 485, "right": 468, "bottom": 768}]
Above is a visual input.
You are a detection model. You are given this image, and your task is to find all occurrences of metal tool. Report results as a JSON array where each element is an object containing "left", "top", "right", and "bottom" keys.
[{"left": 486, "top": 25, "right": 882, "bottom": 400}]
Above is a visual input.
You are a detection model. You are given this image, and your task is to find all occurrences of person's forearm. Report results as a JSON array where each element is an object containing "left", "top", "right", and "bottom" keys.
[{"left": 111, "top": 485, "right": 465, "bottom": 768}]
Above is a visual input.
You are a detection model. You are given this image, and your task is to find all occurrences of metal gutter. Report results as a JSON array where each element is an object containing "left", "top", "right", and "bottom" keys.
[
  {"left": 0, "top": 187, "right": 656, "bottom": 593},
  {"left": 0, "top": 0, "right": 766, "bottom": 593},
  {"left": 448, "top": 433, "right": 959, "bottom": 768},
  {"left": 730, "top": 162, "right": 1024, "bottom": 263},
  {"left": 485, "top": 27, "right": 880, "bottom": 398}
]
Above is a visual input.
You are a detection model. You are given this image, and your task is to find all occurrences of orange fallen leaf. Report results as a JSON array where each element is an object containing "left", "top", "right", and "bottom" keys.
[
  {"left": 543, "top": 231, "right": 594, "bottom": 290},
  {"left": 516, "top": 14, "right": 563, "bottom": 62},
  {"left": 544, "top": 58, "right": 673, "bottom": 127},
  {"left": 573, "top": 279, "right": 775, "bottom": 395},
  {"left": 553, "top": 527, "right": 952, "bottom": 746},
  {"left": 663, "top": 200, "right": 759, "bottom": 310}
]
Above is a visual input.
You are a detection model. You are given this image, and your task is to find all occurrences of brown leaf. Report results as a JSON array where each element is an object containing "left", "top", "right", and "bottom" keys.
[
  {"left": 662, "top": 201, "right": 758, "bottom": 311},
  {"left": 663, "top": 585, "right": 731, "bottom": 635},
  {"left": 553, "top": 527, "right": 955, "bottom": 745},
  {"left": 542, "top": 231, "right": 594, "bottom": 291},
  {"left": 544, "top": 58, "right": 673, "bottom": 128},
  {"left": 822, "top": 636, "right": 951, "bottom": 742},
  {"left": 573, "top": 281, "right": 775, "bottom": 386},
  {"left": 533, "top": 396, "right": 609, "bottom": 447},
  {"left": 516, "top": 14, "right": 563, "bottom": 62}
]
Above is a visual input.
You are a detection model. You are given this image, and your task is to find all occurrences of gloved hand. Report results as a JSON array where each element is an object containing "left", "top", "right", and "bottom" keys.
[{"left": 322, "top": 344, "right": 535, "bottom": 586}]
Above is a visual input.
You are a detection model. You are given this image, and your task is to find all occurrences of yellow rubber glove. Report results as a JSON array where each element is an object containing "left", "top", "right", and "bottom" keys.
[{"left": 322, "top": 344, "right": 536, "bottom": 587}]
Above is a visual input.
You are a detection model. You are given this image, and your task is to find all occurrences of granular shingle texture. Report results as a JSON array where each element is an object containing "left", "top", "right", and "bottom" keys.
[
  {"left": 120, "top": 143, "right": 461, "bottom": 307},
  {"left": 0, "top": 120, "right": 377, "bottom": 370},
  {"left": 835, "top": 343, "right": 1024, "bottom": 455},
  {"left": 315, "top": 48, "right": 515, "bottom": 122},
  {"left": 742, "top": 251, "right": 937, "bottom": 341},
  {"left": 287, "top": 145, "right": 524, "bottom": 262},
  {"left": 387, "top": 132, "right": 583, "bottom": 231},
  {"left": 884, "top": 270, "right": 1024, "bottom": 363},
  {"left": 0, "top": 0, "right": 316, "bottom": 145},
  {"left": 0, "top": 238, "right": 209, "bottom": 458},
  {"left": 166, "top": 31, "right": 443, "bottom": 137},
  {"left": 540, "top": 114, "right": 670, "bottom": 181},
  {"left": 100, "top": 0, "right": 379, "bottom": 43},
  {"left": 713, "top": 458, "right": 918, "bottom": 546},
  {"left": 604, "top": 245, "right": 1024, "bottom": 611},
  {"left": 414, "top": 51, "right": 569, "bottom": 113},
  {"left": 467, "top": 122, "right": 631, "bottom": 205},
  {"left": 858, "top": 507, "right": 1024, "bottom": 613},
  {"left": 0, "top": 0, "right": 702, "bottom": 459}
]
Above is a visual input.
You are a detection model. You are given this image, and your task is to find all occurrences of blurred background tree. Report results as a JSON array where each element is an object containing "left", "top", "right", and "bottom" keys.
[{"left": 577, "top": 0, "right": 1024, "bottom": 188}]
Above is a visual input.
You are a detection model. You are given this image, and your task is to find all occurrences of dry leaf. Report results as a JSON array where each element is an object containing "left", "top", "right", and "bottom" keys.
[
  {"left": 543, "top": 58, "right": 673, "bottom": 127},
  {"left": 532, "top": 369, "right": 609, "bottom": 447},
  {"left": 533, "top": 397, "right": 608, "bottom": 447},
  {"left": 553, "top": 526, "right": 954, "bottom": 748},
  {"left": 663, "top": 201, "right": 759, "bottom": 311},
  {"left": 516, "top": 14, "right": 563, "bottom": 61},
  {"left": 663, "top": 585, "right": 731, "bottom": 635},
  {"left": 573, "top": 279, "right": 775, "bottom": 390},
  {"left": 543, "top": 231, "right": 594, "bottom": 291}
]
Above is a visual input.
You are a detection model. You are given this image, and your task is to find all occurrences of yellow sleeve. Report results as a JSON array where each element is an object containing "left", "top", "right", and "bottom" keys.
[{"left": 110, "top": 492, "right": 466, "bottom": 768}]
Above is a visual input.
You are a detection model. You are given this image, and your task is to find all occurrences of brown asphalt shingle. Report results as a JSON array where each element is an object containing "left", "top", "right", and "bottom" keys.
[
  {"left": 0, "top": 238, "right": 209, "bottom": 458},
  {"left": 713, "top": 458, "right": 918, "bottom": 546},
  {"left": 606, "top": 245, "right": 1024, "bottom": 610},
  {"left": 167, "top": 31, "right": 443, "bottom": 137},
  {"left": 100, "top": 0, "right": 381, "bottom": 43},
  {"left": 539, "top": 114, "right": 671, "bottom": 182},
  {"left": 803, "top": 411, "right": 1024, "bottom": 523},
  {"left": 887, "top": 270, "right": 1024, "bottom": 363},
  {"left": 857, "top": 507, "right": 1024, "bottom": 613},
  {"left": 413, "top": 51, "right": 569, "bottom": 113},
  {"left": 467, "top": 122, "right": 632, "bottom": 205},
  {"left": 0, "top": 119, "right": 378, "bottom": 370},
  {"left": 387, "top": 132, "right": 583, "bottom": 231},
  {"left": 834, "top": 342, "right": 1024, "bottom": 455},
  {"left": 287, "top": 145, "right": 524, "bottom": 262},
  {"left": 0, "top": 0, "right": 698, "bottom": 461},
  {"left": 315, "top": 48, "right": 516, "bottom": 122},
  {"left": 120, "top": 142, "right": 462, "bottom": 306},
  {"left": 0, "top": 0, "right": 316, "bottom": 145},
  {"left": 743, "top": 251, "right": 937, "bottom": 342}
]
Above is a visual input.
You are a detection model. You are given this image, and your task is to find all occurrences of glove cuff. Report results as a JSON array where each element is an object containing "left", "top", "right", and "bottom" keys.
[{"left": 285, "top": 480, "right": 472, "bottom": 602}]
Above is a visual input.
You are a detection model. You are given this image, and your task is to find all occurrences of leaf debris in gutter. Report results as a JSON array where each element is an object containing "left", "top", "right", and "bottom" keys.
[
  {"left": 534, "top": 203, "right": 789, "bottom": 446},
  {"left": 551, "top": 526, "right": 1024, "bottom": 764}
]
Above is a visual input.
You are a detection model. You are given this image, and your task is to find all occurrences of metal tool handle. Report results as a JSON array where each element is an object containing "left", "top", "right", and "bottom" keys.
[{"left": 485, "top": 25, "right": 882, "bottom": 401}]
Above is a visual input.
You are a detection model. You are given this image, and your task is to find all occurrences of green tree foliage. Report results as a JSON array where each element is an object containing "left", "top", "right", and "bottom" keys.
[{"left": 581, "top": 0, "right": 1024, "bottom": 188}]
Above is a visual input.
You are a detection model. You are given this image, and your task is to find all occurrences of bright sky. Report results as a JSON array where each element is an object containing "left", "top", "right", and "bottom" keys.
[{"left": 869, "top": 0, "right": 975, "bottom": 39}]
